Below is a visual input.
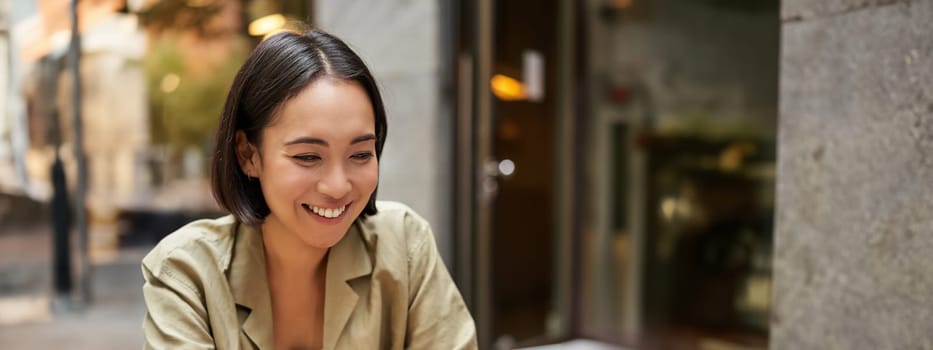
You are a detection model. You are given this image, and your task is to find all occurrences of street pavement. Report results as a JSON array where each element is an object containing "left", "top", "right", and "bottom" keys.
[{"left": 0, "top": 225, "right": 148, "bottom": 349}]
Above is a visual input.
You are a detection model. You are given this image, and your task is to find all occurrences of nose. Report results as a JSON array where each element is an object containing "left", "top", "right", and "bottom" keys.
[{"left": 317, "top": 163, "right": 352, "bottom": 199}]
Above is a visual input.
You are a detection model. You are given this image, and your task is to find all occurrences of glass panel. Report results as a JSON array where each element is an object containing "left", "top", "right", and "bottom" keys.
[
  {"left": 580, "top": 0, "right": 779, "bottom": 348},
  {"left": 486, "top": 0, "right": 562, "bottom": 347}
]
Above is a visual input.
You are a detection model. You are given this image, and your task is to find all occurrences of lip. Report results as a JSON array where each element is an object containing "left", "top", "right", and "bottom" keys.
[{"left": 302, "top": 202, "right": 351, "bottom": 225}]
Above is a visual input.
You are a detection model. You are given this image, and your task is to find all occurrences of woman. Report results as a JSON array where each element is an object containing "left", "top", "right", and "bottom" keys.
[{"left": 141, "top": 29, "right": 477, "bottom": 350}]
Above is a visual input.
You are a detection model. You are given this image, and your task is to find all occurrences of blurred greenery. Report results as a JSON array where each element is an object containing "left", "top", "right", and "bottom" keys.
[{"left": 143, "top": 38, "right": 247, "bottom": 152}]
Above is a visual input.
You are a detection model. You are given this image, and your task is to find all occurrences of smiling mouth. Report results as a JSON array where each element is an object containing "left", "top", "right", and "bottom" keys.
[{"left": 301, "top": 203, "right": 349, "bottom": 219}]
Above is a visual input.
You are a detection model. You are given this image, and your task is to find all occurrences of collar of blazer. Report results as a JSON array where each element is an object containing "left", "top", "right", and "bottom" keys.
[{"left": 227, "top": 219, "right": 374, "bottom": 349}]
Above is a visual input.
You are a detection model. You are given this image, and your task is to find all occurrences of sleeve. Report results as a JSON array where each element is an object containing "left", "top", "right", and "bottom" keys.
[
  {"left": 404, "top": 216, "right": 478, "bottom": 350},
  {"left": 141, "top": 260, "right": 216, "bottom": 350}
]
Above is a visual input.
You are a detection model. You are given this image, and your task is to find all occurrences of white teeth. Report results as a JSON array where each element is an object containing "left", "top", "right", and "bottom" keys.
[{"left": 308, "top": 204, "right": 347, "bottom": 219}]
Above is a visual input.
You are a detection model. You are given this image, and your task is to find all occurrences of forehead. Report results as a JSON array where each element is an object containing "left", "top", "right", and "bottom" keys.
[{"left": 265, "top": 78, "right": 375, "bottom": 140}]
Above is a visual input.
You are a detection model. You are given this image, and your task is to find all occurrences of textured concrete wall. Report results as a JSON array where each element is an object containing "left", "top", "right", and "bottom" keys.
[
  {"left": 773, "top": 0, "right": 933, "bottom": 348},
  {"left": 314, "top": 0, "right": 453, "bottom": 262}
]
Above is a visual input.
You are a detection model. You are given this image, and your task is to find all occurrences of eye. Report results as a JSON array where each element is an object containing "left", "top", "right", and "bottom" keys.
[
  {"left": 350, "top": 152, "right": 374, "bottom": 161},
  {"left": 292, "top": 154, "right": 321, "bottom": 162}
]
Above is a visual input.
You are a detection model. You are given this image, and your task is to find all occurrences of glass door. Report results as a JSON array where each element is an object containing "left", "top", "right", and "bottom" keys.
[
  {"left": 454, "top": 0, "right": 576, "bottom": 348},
  {"left": 578, "top": 0, "right": 779, "bottom": 348}
]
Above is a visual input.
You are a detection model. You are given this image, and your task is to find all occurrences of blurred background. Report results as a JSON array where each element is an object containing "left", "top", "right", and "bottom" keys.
[{"left": 1, "top": 0, "right": 780, "bottom": 349}]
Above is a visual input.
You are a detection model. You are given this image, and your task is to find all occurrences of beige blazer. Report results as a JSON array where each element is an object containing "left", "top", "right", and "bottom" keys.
[{"left": 141, "top": 201, "right": 477, "bottom": 349}]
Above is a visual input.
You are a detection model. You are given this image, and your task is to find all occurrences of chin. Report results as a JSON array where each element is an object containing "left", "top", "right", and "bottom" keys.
[{"left": 300, "top": 222, "right": 354, "bottom": 249}]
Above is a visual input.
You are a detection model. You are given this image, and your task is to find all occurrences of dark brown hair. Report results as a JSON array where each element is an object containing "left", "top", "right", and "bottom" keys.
[{"left": 211, "top": 29, "right": 387, "bottom": 226}]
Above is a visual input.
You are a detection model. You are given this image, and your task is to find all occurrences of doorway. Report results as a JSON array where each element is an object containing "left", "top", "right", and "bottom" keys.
[
  {"left": 453, "top": 0, "right": 778, "bottom": 348},
  {"left": 453, "top": 0, "right": 573, "bottom": 348}
]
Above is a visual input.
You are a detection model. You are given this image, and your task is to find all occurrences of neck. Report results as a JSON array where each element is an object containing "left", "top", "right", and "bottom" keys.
[{"left": 260, "top": 219, "right": 329, "bottom": 276}]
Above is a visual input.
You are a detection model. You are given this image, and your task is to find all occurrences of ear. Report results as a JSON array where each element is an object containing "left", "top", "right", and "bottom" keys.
[{"left": 235, "top": 130, "right": 261, "bottom": 178}]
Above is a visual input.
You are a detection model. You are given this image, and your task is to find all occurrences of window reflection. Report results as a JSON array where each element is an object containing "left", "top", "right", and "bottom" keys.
[{"left": 581, "top": 0, "right": 778, "bottom": 348}]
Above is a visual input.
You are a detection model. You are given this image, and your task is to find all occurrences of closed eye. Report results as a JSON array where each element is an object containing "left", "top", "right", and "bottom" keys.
[
  {"left": 351, "top": 152, "right": 374, "bottom": 161},
  {"left": 292, "top": 154, "right": 321, "bottom": 162}
]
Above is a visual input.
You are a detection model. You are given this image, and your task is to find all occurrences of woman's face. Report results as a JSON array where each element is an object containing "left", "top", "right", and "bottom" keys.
[{"left": 237, "top": 78, "right": 378, "bottom": 249}]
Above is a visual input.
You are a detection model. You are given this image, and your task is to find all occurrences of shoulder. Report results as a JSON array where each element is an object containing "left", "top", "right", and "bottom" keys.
[
  {"left": 141, "top": 215, "right": 238, "bottom": 286},
  {"left": 359, "top": 201, "right": 435, "bottom": 254},
  {"left": 366, "top": 201, "right": 430, "bottom": 228}
]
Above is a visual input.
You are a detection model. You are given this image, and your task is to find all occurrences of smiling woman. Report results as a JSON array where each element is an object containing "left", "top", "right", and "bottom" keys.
[
  {"left": 235, "top": 78, "right": 379, "bottom": 250},
  {"left": 140, "top": 29, "right": 477, "bottom": 350}
]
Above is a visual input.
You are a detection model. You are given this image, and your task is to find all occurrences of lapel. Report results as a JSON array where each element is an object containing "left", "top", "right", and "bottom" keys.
[
  {"left": 228, "top": 222, "right": 275, "bottom": 349},
  {"left": 323, "top": 222, "right": 373, "bottom": 350}
]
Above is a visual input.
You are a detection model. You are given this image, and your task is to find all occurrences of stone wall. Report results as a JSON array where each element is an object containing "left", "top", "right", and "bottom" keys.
[{"left": 773, "top": 0, "right": 933, "bottom": 348}]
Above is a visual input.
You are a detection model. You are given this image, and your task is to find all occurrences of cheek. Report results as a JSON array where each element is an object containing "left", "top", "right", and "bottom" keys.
[
  {"left": 355, "top": 161, "right": 379, "bottom": 193},
  {"left": 262, "top": 160, "right": 313, "bottom": 200}
]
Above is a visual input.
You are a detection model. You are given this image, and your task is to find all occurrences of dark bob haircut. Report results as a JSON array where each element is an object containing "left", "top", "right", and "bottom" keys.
[{"left": 210, "top": 29, "right": 388, "bottom": 226}]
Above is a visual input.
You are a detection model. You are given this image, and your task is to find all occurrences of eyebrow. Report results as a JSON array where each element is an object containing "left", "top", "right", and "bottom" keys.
[{"left": 284, "top": 134, "right": 377, "bottom": 147}]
